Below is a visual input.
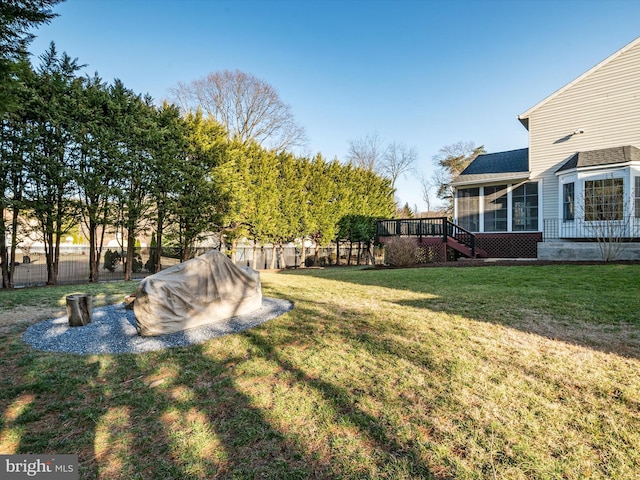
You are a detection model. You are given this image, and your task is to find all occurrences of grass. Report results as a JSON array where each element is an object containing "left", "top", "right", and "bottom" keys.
[{"left": 1, "top": 264, "right": 639, "bottom": 479}]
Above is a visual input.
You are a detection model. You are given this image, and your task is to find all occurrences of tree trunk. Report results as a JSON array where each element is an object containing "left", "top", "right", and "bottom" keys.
[
  {"left": 278, "top": 241, "right": 286, "bottom": 268},
  {"left": 156, "top": 219, "right": 164, "bottom": 273},
  {"left": 229, "top": 239, "right": 237, "bottom": 264},
  {"left": 88, "top": 218, "right": 99, "bottom": 282},
  {"left": 252, "top": 240, "right": 258, "bottom": 270},
  {"left": 45, "top": 230, "right": 59, "bottom": 286},
  {"left": 300, "top": 242, "right": 306, "bottom": 268},
  {"left": 66, "top": 294, "right": 92, "bottom": 326},
  {"left": 0, "top": 205, "right": 10, "bottom": 289},
  {"left": 269, "top": 244, "right": 277, "bottom": 269},
  {"left": 124, "top": 226, "right": 135, "bottom": 281},
  {"left": 366, "top": 242, "right": 373, "bottom": 265}
]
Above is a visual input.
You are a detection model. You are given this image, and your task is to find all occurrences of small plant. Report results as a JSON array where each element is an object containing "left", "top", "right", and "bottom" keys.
[
  {"left": 385, "top": 237, "right": 427, "bottom": 266},
  {"left": 132, "top": 252, "right": 143, "bottom": 273},
  {"left": 145, "top": 234, "right": 158, "bottom": 273},
  {"left": 103, "top": 249, "right": 121, "bottom": 272}
]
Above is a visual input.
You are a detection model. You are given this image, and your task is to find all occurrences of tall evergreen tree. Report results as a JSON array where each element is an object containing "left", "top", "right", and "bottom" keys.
[
  {"left": 110, "top": 83, "right": 156, "bottom": 281},
  {"left": 171, "top": 111, "right": 229, "bottom": 261},
  {"left": 23, "top": 43, "right": 83, "bottom": 285},
  {"left": 0, "top": 0, "right": 62, "bottom": 115},
  {"left": 245, "top": 145, "right": 280, "bottom": 268},
  {"left": 73, "top": 73, "right": 120, "bottom": 282},
  {"left": 0, "top": 59, "right": 34, "bottom": 287},
  {"left": 147, "top": 102, "right": 188, "bottom": 271}
]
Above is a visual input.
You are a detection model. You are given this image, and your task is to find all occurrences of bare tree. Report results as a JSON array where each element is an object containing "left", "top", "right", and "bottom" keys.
[
  {"left": 380, "top": 141, "right": 418, "bottom": 190},
  {"left": 418, "top": 172, "right": 433, "bottom": 213},
  {"left": 581, "top": 177, "right": 637, "bottom": 261},
  {"left": 346, "top": 132, "right": 384, "bottom": 171},
  {"left": 170, "top": 69, "right": 308, "bottom": 152},
  {"left": 432, "top": 141, "right": 485, "bottom": 213}
]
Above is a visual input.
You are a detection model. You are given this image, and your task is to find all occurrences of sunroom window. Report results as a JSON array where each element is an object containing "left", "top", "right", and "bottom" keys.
[
  {"left": 457, "top": 188, "right": 479, "bottom": 231},
  {"left": 512, "top": 182, "right": 538, "bottom": 231},
  {"left": 483, "top": 185, "right": 508, "bottom": 231}
]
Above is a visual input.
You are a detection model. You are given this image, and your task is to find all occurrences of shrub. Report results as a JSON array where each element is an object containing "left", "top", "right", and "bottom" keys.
[
  {"left": 103, "top": 250, "right": 120, "bottom": 272},
  {"left": 145, "top": 249, "right": 157, "bottom": 273},
  {"left": 385, "top": 237, "right": 427, "bottom": 267},
  {"left": 132, "top": 253, "right": 143, "bottom": 273},
  {"left": 145, "top": 234, "right": 158, "bottom": 273}
]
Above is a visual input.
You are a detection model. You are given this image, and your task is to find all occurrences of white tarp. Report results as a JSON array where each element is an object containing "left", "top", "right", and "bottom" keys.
[{"left": 133, "top": 250, "right": 262, "bottom": 336}]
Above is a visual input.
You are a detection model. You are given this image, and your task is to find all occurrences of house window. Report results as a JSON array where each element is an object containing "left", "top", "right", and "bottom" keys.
[
  {"left": 584, "top": 178, "right": 623, "bottom": 221},
  {"left": 484, "top": 185, "right": 508, "bottom": 231},
  {"left": 512, "top": 182, "right": 538, "bottom": 231},
  {"left": 563, "top": 183, "right": 575, "bottom": 222},
  {"left": 635, "top": 177, "right": 640, "bottom": 218},
  {"left": 457, "top": 188, "right": 479, "bottom": 231}
]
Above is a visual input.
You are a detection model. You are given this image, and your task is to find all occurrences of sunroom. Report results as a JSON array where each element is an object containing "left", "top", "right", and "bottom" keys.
[{"left": 450, "top": 148, "right": 543, "bottom": 258}]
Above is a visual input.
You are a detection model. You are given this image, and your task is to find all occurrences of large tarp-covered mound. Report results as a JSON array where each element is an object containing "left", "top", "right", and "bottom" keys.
[{"left": 133, "top": 250, "right": 262, "bottom": 336}]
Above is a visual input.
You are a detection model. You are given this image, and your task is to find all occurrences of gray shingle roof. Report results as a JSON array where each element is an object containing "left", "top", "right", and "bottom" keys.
[
  {"left": 556, "top": 145, "right": 640, "bottom": 173},
  {"left": 460, "top": 148, "right": 529, "bottom": 175},
  {"left": 450, "top": 148, "right": 529, "bottom": 186}
]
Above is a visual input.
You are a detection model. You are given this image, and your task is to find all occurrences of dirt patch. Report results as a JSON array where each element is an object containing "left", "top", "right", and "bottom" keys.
[{"left": 0, "top": 305, "right": 64, "bottom": 336}]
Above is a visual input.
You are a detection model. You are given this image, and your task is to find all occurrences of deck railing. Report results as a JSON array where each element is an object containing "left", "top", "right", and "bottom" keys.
[
  {"left": 376, "top": 217, "right": 446, "bottom": 239},
  {"left": 376, "top": 217, "right": 476, "bottom": 256}
]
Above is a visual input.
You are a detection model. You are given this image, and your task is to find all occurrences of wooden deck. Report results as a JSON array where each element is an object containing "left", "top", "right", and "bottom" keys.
[{"left": 375, "top": 218, "right": 487, "bottom": 259}]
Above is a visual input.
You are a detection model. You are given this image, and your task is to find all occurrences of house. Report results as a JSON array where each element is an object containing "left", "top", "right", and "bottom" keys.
[{"left": 451, "top": 36, "right": 640, "bottom": 260}]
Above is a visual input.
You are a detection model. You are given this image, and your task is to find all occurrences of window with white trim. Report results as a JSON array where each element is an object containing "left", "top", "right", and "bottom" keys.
[
  {"left": 584, "top": 178, "right": 623, "bottom": 221},
  {"left": 512, "top": 182, "right": 538, "bottom": 231},
  {"left": 563, "top": 182, "right": 574, "bottom": 222}
]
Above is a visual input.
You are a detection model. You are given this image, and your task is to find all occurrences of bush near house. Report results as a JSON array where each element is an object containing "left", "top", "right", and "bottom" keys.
[{"left": 385, "top": 236, "right": 428, "bottom": 266}]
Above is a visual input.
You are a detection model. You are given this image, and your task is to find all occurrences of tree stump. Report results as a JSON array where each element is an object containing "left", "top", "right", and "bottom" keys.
[{"left": 66, "top": 294, "right": 92, "bottom": 327}]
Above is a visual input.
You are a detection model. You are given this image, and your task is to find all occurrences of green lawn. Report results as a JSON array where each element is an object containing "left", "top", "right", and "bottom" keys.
[{"left": 1, "top": 265, "right": 639, "bottom": 479}]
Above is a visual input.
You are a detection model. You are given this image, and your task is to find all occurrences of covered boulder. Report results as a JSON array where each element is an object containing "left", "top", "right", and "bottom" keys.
[{"left": 133, "top": 250, "right": 262, "bottom": 336}]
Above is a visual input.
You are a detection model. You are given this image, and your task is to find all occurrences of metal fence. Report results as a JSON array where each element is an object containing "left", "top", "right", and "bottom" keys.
[
  {"left": 543, "top": 217, "right": 640, "bottom": 240},
  {"left": 3, "top": 244, "right": 386, "bottom": 288}
]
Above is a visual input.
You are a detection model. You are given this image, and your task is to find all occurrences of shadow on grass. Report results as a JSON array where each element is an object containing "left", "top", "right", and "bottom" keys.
[
  {"left": 277, "top": 265, "right": 640, "bottom": 361},
  {"left": 243, "top": 329, "right": 436, "bottom": 479},
  {"left": 6, "top": 323, "right": 442, "bottom": 478}
]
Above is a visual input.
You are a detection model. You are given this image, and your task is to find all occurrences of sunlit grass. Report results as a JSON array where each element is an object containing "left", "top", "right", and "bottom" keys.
[{"left": 1, "top": 265, "right": 639, "bottom": 478}]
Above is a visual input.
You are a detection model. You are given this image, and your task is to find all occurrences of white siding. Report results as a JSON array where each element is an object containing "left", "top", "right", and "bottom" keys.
[{"left": 526, "top": 40, "right": 640, "bottom": 219}]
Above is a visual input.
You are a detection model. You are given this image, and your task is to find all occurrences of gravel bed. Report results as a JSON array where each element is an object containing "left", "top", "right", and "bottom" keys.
[{"left": 22, "top": 297, "right": 293, "bottom": 355}]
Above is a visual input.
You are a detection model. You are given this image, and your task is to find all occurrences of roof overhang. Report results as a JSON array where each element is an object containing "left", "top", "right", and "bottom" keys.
[
  {"left": 555, "top": 161, "right": 639, "bottom": 176},
  {"left": 450, "top": 171, "right": 531, "bottom": 187}
]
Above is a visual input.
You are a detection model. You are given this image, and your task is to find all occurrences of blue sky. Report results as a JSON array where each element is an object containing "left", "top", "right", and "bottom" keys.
[{"left": 29, "top": 0, "right": 640, "bottom": 211}]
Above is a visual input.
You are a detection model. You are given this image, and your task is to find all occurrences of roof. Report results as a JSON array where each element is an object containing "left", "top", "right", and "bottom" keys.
[
  {"left": 556, "top": 145, "right": 640, "bottom": 173},
  {"left": 518, "top": 36, "right": 640, "bottom": 129},
  {"left": 450, "top": 148, "right": 529, "bottom": 187}
]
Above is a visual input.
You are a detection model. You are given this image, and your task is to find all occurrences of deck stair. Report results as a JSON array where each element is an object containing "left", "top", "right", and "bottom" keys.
[{"left": 376, "top": 217, "right": 487, "bottom": 259}]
